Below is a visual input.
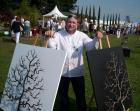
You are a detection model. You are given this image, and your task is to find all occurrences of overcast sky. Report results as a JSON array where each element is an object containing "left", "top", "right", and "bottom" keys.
[{"left": 76, "top": 0, "right": 140, "bottom": 23}]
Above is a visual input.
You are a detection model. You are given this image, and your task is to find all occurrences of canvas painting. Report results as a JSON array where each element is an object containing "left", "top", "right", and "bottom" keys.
[
  {"left": 0, "top": 43, "right": 67, "bottom": 111},
  {"left": 86, "top": 47, "right": 132, "bottom": 111}
]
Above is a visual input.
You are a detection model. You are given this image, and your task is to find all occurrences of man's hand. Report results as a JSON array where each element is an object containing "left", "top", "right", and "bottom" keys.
[
  {"left": 96, "top": 31, "right": 103, "bottom": 39},
  {"left": 45, "top": 30, "right": 55, "bottom": 38}
]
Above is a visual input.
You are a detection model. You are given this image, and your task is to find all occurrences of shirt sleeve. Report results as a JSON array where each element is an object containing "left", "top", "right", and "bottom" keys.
[{"left": 83, "top": 33, "right": 99, "bottom": 51}]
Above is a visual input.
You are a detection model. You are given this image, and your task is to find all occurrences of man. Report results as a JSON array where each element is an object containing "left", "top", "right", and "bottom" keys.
[
  {"left": 11, "top": 16, "right": 23, "bottom": 43},
  {"left": 47, "top": 14, "right": 103, "bottom": 111}
]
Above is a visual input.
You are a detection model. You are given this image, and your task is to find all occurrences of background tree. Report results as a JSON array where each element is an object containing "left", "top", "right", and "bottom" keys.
[
  {"left": 12, "top": 0, "right": 40, "bottom": 26},
  {"left": 115, "top": 13, "right": 118, "bottom": 25},
  {"left": 97, "top": 6, "right": 101, "bottom": 30},
  {"left": 76, "top": 6, "right": 79, "bottom": 16},
  {"left": 106, "top": 14, "right": 109, "bottom": 26},
  {"left": 40, "top": 0, "right": 77, "bottom": 14},
  {"left": 102, "top": 14, "right": 105, "bottom": 30},
  {"left": 92, "top": 5, "right": 96, "bottom": 22},
  {"left": 118, "top": 14, "right": 121, "bottom": 26},
  {"left": 109, "top": 14, "right": 112, "bottom": 26},
  {"left": 85, "top": 6, "right": 88, "bottom": 18},
  {"left": 0, "top": 0, "right": 78, "bottom": 20},
  {"left": 57, "top": 0, "right": 77, "bottom": 12},
  {"left": 80, "top": 6, "right": 83, "bottom": 24},
  {"left": 112, "top": 13, "right": 115, "bottom": 25},
  {"left": 88, "top": 5, "right": 92, "bottom": 20}
]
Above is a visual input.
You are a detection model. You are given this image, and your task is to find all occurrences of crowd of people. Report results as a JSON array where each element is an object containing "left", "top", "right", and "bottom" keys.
[
  {"left": 9, "top": 14, "right": 139, "bottom": 44},
  {"left": 80, "top": 17, "right": 138, "bottom": 39}
]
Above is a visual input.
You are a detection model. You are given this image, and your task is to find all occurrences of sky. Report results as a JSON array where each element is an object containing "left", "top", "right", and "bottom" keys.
[{"left": 76, "top": 0, "right": 140, "bottom": 23}]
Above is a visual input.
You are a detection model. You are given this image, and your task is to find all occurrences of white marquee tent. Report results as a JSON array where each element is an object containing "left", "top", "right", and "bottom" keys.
[{"left": 42, "top": 5, "right": 67, "bottom": 27}]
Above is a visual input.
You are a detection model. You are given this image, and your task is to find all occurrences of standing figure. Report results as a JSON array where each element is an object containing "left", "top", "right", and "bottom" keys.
[
  {"left": 47, "top": 14, "right": 103, "bottom": 111},
  {"left": 11, "top": 16, "right": 23, "bottom": 43},
  {"left": 10, "top": 16, "right": 17, "bottom": 38},
  {"left": 82, "top": 18, "right": 89, "bottom": 34},
  {"left": 24, "top": 18, "right": 31, "bottom": 37},
  {"left": 116, "top": 25, "right": 121, "bottom": 38}
]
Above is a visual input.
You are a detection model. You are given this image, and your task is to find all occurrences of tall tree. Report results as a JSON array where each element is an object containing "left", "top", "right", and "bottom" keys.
[
  {"left": 92, "top": 5, "right": 96, "bottom": 22},
  {"left": 106, "top": 14, "right": 109, "bottom": 26},
  {"left": 80, "top": 6, "right": 83, "bottom": 23},
  {"left": 118, "top": 14, "right": 120, "bottom": 26},
  {"left": 85, "top": 6, "right": 88, "bottom": 17},
  {"left": 109, "top": 14, "right": 112, "bottom": 26},
  {"left": 115, "top": 13, "right": 118, "bottom": 25},
  {"left": 97, "top": 6, "right": 101, "bottom": 30},
  {"left": 88, "top": 5, "right": 91, "bottom": 20},
  {"left": 112, "top": 13, "right": 115, "bottom": 25},
  {"left": 76, "top": 6, "right": 79, "bottom": 16},
  {"left": 103, "top": 14, "right": 105, "bottom": 30}
]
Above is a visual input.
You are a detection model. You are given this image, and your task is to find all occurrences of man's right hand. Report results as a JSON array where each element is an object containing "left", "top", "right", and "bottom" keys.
[
  {"left": 45, "top": 30, "right": 55, "bottom": 38},
  {"left": 96, "top": 31, "right": 103, "bottom": 39}
]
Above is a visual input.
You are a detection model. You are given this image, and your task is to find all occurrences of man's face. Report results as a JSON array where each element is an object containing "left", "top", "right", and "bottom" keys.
[{"left": 65, "top": 17, "right": 77, "bottom": 34}]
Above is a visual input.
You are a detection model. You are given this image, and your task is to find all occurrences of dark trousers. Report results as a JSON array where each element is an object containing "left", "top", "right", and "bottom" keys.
[{"left": 58, "top": 76, "right": 87, "bottom": 111}]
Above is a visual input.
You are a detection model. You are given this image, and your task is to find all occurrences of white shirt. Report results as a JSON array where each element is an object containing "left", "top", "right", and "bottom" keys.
[
  {"left": 82, "top": 21, "right": 89, "bottom": 31},
  {"left": 24, "top": 20, "right": 30, "bottom": 27},
  {"left": 48, "top": 30, "right": 99, "bottom": 77}
]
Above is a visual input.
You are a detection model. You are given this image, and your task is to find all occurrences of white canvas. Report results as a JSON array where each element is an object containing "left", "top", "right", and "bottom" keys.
[{"left": 0, "top": 43, "right": 67, "bottom": 111}]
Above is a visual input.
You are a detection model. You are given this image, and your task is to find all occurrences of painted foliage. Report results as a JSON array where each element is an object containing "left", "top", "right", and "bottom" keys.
[{"left": 86, "top": 47, "right": 132, "bottom": 111}]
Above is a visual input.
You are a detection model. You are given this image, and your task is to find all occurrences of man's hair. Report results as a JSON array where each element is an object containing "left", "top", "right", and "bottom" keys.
[{"left": 67, "top": 14, "right": 77, "bottom": 20}]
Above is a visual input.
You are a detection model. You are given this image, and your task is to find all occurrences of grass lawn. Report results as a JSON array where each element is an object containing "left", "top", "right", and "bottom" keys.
[{"left": 0, "top": 34, "right": 140, "bottom": 111}]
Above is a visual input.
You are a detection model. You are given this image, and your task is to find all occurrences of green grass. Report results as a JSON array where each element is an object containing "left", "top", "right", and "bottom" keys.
[{"left": 0, "top": 34, "right": 140, "bottom": 111}]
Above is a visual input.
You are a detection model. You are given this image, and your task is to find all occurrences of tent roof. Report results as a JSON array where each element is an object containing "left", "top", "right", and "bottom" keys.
[{"left": 43, "top": 5, "right": 67, "bottom": 18}]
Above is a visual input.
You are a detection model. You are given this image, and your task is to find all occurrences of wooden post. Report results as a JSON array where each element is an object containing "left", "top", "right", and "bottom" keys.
[
  {"left": 33, "top": 34, "right": 39, "bottom": 46},
  {"left": 99, "top": 38, "right": 102, "bottom": 49},
  {"left": 106, "top": 34, "right": 111, "bottom": 48},
  {"left": 45, "top": 38, "right": 49, "bottom": 48}
]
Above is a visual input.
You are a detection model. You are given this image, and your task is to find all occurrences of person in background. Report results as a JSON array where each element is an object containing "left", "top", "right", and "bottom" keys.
[
  {"left": 24, "top": 18, "right": 31, "bottom": 37},
  {"left": 82, "top": 18, "right": 89, "bottom": 34},
  {"left": 10, "top": 16, "right": 17, "bottom": 39},
  {"left": 11, "top": 16, "right": 17, "bottom": 26},
  {"left": 47, "top": 14, "right": 103, "bottom": 111},
  {"left": 20, "top": 17, "right": 25, "bottom": 36},
  {"left": 89, "top": 19, "right": 94, "bottom": 37},
  {"left": 11, "top": 16, "right": 23, "bottom": 43}
]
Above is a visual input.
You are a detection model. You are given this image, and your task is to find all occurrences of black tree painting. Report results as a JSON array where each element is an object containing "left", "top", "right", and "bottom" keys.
[
  {"left": 86, "top": 47, "right": 132, "bottom": 111},
  {"left": 1, "top": 49, "right": 44, "bottom": 111},
  {"left": 104, "top": 52, "right": 132, "bottom": 111}
]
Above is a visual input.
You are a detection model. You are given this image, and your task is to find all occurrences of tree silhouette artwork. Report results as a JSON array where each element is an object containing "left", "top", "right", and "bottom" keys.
[
  {"left": 104, "top": 52, "right": 132, "bottom": 111},
  {"left": 86, "top": 47, "right": 132, "bottom": 111},
  {"left": 0, "top": 49, "right": 44, "bottom": 111}
]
